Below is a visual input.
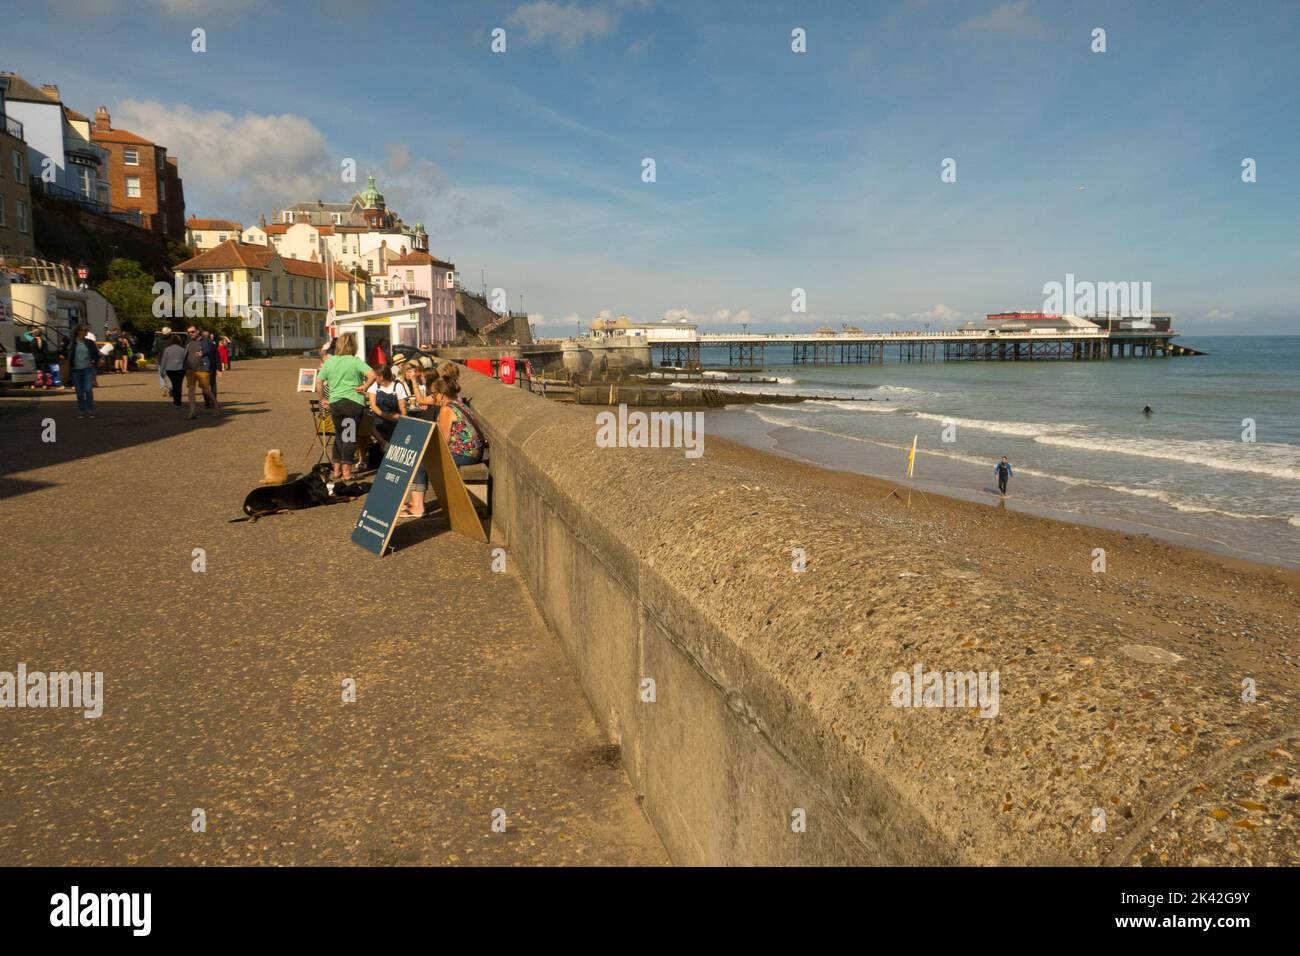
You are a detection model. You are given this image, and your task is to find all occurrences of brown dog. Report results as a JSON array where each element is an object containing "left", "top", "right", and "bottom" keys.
[{"left": 260, "top": 449, "right": 288, "bottom": 485}]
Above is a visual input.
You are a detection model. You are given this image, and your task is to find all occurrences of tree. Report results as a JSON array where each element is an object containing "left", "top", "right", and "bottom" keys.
[{"left": 97, "top": 258, "right": 159, "bottom": 333}]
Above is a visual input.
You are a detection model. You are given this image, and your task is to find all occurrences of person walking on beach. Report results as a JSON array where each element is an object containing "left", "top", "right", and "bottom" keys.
[
  {"left": 67, "top": 324, "right": 99, "bottom": 418},
  {"left": 994, "top": 456, "right": 1013, "bottom": 497},
  {"left": 183, "top": 325, "right": 221, "bottom": 419}
]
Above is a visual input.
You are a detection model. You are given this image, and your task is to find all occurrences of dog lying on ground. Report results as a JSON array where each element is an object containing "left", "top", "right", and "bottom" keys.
[
  {"left": 232, "top": 464, "right": 373, "bottom": 522},
  {"left": 260, "top": 449, "right": 288, "bottom": 484}
]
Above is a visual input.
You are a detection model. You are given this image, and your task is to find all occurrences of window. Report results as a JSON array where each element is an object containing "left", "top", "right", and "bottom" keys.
[
  {"left": 159, "top": 180, "right": 166, "bottom": 201},
  {"left": 12, "top": 150, "right": 22, "bottom": 183},
  {"left": 125, "top": 176, "right": 141, "bottom": 198},
  {"left": 17, "top": 200, "right": 27, "bottom": 233},
  {"left": 273, "top": 278, "right": 279, "bottom": 301},
  {"left": 331, "top": 213, "right": 341, "bottom": 224},
  {"left": 289, "top": 279, "right": 295, "bottom": 304},
  {"left": 405, "top": 270, "right": 414, "bottom": 285},
  {"left": 0, "top": 196, "right": 5, "bottom": 227},
  {"left": 218, "top": 234, "right": 227, "bottom": 243},
  {"left": 283, "top": 211, "right": 293, "bottom": 223},
  {"left": 123, "top": 149, "right": 139, "bottom": 165}
]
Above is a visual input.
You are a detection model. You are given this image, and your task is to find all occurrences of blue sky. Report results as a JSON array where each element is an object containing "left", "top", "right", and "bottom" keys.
[{"left": 7, "top": 0, "right": 1299, "bottom": 332}]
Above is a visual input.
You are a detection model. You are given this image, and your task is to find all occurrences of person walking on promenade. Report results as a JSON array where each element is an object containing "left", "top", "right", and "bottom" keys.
[
  {"left": 218, "top": 337, "right": 231, "bottom": 371},
  {"left": 994, "top": 456, "right": 1014, "bottom": 498},
  {"left": 183, "top": 325, "right": 221, "bottom": 420},
  {"left": 67, "top": 324, "right": 99, "bottom": 419},
  {"left": 160, "top": 334, "right": 187, "bottom": 407},
  {"left": 317, "top": 332, "right": 371, "bottom": 482},
  {"left": 154, "top": 327, "right": 173, "bottom": 396},
  {"left": 202, "top": 330, "right": 222, "bottom": 407}
]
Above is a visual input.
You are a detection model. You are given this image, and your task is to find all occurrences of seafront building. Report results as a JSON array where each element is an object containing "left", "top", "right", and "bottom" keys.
[
  {"left": 0, "top": 81, "right": 36, "bottom": 261},
  {"left": 372, "top": 249, "right": 458, "bottom": 345},
  {"left": 0, "top": 74, "right": 109, "bottom": 210},
  {"left": 173, "top": 240, "right": 369, "bottom": 350},
  {"left": 90, "top": 106, "right": 185, "bottom": 241},
  {"left": 590, "top": 314, "right": 698, "bottom": 340},
  {"left": 185, "top": 217, "right": 244, "bottom": 253},
  {"left": 243, "top": 174, "right": 430, "bottom": 279}
]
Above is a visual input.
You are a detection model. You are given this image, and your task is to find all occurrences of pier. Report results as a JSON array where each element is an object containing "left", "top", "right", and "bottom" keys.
[{"left": 651, "top": 328, "right": 1197, "bottom": 367}]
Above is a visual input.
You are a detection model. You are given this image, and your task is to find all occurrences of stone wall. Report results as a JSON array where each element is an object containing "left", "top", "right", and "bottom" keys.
[{"left": 459, "top": 369, "right": 1296, "bottom": 866}]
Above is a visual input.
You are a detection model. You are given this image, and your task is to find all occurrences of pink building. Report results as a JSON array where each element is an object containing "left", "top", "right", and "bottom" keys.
[{"left": 377, "top": 250, "right": 457, "bottom": 345}]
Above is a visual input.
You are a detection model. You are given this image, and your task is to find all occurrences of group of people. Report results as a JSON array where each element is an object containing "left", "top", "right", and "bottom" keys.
[
  {"left": 156, "top": 325, "right": 225, "bottom": 419},
  {"left": 101, "top": 328, "right": 136, "bottom": 374},
  {"left": 316, "top": 332, "right": 484, "bottom": 519}
]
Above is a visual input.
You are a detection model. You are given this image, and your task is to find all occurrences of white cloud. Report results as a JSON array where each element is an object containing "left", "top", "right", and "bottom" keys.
[
  {"left": 50, "top": 0, "right": 260, "bottom": 19},
  {"left": 114, "top": 100, "right": 337, "bottom": 218},
  {"left": 909, "top": 303, "right": 972, "bottom": 326},
  {"left": 383, "top": 142, "right": 412, "bottom": 175},
  {"left": 957, "top": 1, "right": 1043, "bottom": 38},
  {"left": 507, "top": 2, "right": 618, "bottom": 51},
  {"left": 629, "top": 34, "right": 655, "bottom": 57},
  {"left": 1199, "top": 308, "right": 1241, "bottom": 323}
]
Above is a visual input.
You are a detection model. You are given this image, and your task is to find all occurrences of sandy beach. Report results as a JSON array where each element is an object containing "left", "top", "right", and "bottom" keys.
[{"left": 701, "top": 430, "right": 1300, "bottom": 693}]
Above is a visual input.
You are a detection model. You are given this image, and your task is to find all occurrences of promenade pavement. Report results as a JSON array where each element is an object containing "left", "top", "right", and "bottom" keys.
[{"left": 0, "top": 357, "right": 666, "bottom": 865}]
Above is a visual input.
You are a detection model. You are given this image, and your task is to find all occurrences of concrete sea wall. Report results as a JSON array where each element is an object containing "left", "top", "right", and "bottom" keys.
[{"left": 460, "top": 371, "right": 1297, "bottom": 866}]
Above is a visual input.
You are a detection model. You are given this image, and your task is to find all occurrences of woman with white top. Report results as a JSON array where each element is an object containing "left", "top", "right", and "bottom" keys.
[{"left": 365, "top": 364, "right": 408, "bottom": 447}]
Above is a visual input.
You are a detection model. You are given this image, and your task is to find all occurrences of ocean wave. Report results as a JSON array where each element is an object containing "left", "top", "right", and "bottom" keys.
[
  {"left": 1106, "top": 486, "right": 1278, "bottom": 521},
  {"left": 1034, "top": 435, "right": 1300, "bottom": 482},
  {"left": 912, "top": 412, "right": 1081, "bottom": 439},
  {"left": 806, "top": 399, "right": 903, "bottom": 413}
]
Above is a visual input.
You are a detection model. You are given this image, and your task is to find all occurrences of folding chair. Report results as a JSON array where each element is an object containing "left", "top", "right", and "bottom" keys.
[{"left": 309, "top": 398, "right": 335, "bottom": 462}]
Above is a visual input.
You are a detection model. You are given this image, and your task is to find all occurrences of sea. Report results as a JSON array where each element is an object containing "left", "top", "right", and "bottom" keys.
[{"left": 697, "top": 336, "right": 1300, "bottom": 569}]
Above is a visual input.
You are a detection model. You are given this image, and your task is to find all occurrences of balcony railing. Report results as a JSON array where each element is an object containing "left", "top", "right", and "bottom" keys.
[
  {"left": 2, "top": 113, "right": 22, "bottom": 140},
  {"left": 30, "top": 179, "right": 146, "bottom": 228}
]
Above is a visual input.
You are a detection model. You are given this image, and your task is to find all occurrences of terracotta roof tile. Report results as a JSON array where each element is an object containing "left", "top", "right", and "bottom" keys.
[
  {"left": 187, "top": 217, "right": 243, "bottom": 231},
  {"left": 93, "top": 127, "right": 153, "bottom": 146}
]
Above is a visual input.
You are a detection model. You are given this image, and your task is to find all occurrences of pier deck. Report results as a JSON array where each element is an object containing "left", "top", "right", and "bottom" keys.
[{"left": 655, "top": 330, "right": 1194, "bottom": 366}]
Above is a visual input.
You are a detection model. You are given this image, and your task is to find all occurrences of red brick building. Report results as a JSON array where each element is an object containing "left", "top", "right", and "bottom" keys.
[{"left": 90, "top": 106, "right": 185, "bottom": 242}]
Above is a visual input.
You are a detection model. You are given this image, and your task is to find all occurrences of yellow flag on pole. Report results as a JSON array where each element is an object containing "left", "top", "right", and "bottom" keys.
[{"left": 906, "top": 435, "right": 917, "bottom": 478}]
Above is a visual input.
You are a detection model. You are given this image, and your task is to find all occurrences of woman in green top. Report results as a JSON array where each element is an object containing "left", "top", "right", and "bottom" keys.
[{"left": 316, "top": 332, "right": 372, "bottom": 481}]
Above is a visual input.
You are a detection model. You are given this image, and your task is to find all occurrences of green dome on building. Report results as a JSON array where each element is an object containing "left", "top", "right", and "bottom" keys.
[{"left": 360, "top": 173, "right": 385, "bottom": 208}]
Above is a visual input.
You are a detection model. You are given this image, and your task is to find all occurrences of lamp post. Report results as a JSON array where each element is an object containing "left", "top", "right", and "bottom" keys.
[{"left": 262, "top": 296, "right": 271, "bottom": 352}]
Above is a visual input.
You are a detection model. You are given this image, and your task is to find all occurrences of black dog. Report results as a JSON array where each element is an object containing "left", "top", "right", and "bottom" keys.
[{"left": 234, "top": 465, "right": 333, "bottom": 522}]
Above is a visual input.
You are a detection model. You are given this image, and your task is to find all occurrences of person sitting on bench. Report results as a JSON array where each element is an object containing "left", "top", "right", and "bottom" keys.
[{"left": 400, "top": 364, "right": 485, "bottom": 519}]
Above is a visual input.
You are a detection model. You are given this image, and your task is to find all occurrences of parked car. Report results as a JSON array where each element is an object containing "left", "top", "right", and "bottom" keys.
[{"left": 1, "top": 345, "right": 37, "bottom": 386}]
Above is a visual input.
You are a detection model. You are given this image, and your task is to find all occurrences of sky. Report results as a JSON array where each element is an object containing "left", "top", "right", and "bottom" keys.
[{"left": 5, "top": 0, "right": 1299, "bottom": 333}]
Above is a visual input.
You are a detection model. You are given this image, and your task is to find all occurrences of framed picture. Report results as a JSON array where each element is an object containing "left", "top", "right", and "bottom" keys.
[{"left": 297, "top": 368, "right": 319, "bottom": 392}]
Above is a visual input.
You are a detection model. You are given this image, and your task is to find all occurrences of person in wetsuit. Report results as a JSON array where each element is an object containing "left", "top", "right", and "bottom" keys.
[{"left": 994, "top": 456, "right": 1013, "bottom": 497}]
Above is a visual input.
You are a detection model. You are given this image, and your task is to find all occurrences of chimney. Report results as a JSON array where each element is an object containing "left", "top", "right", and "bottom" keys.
[
  {"left": 93, "top": 105, "right": 111, "bottom": 132},
  {"left": 259, "top": 213, "right": 266, "bottom": 227},
  {"left": 41, "top": 83, "right": 60, "bottom": 98}
]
